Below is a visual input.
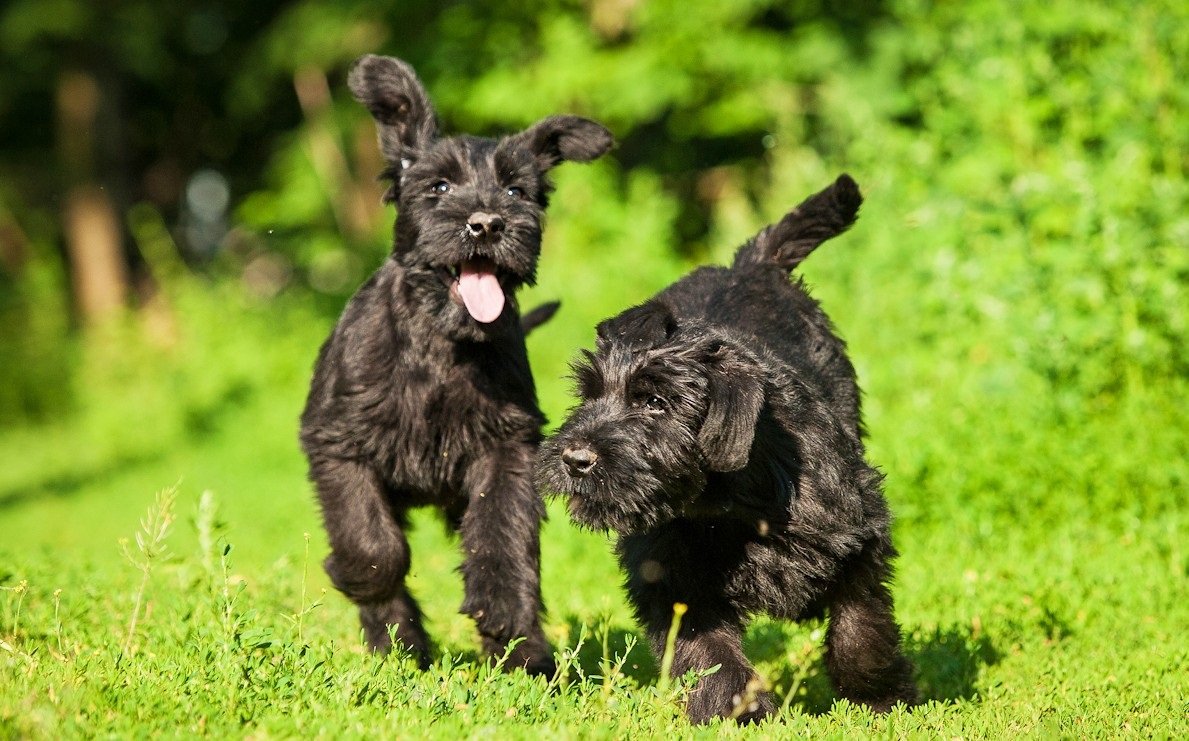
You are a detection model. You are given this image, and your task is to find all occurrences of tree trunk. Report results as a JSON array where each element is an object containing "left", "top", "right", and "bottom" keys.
[
  {"left": 63, "top": 185, "right": 128, "bottom": 321},
  {"left": 57, "top": 69, "right": 130, "bottom": 323}
]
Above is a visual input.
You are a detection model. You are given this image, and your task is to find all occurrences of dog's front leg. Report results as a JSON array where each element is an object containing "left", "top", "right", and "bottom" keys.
[
  {"left": 458, "top": 443, "right": 556, "bottom": 676},
  {"left": 651, "top": 621, "right": 776, "bottom": 724},
  {"left": 310, "top": 457, "right": 431, "bottom": 665}
]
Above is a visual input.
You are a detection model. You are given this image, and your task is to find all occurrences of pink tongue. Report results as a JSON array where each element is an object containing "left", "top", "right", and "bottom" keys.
[{"left": 458, "top": 260, "right": 505, "bottom": 323}]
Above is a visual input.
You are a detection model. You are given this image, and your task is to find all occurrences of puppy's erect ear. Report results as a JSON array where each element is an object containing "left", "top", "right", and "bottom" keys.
[
  {"left": 596, "top": 301, "right": 677, "bottom": 352},
  {"left": 735, "top": 174, "right": 863, "bottom": 272},
  {"left": 697, "top": 341, "right": 765, "bottom": 472},
  {"left": 348, "top": 54, "right": 438, "bottom": 166},
  {"left": 507, "top": 115, "right": 614, "bottom": 172}
]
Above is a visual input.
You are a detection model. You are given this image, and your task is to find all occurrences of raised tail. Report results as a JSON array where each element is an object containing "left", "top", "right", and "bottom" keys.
[
  {"left": 520, "top": 300, "right": 561, "bottom": 335},
  {"left": 733, "top": 174, "right": 862, "bottom": 272}
]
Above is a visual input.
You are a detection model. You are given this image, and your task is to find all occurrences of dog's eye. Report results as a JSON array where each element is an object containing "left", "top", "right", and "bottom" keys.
[
  {"left": 506, "top": 186, "right": 526, "bottom": 200},
  {"left": 430, "top": 181, "right": 451, "bottom": 195},
  {"left": 643, "top": 395, "right": 667, "bottom": 412}
]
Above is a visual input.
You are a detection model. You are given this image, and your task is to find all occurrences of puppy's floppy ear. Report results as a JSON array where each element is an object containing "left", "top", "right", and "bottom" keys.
[
  {"left": 596, "top": 300, "right": 677, "bottom": 351},
  {"left": 735, "top": 174, "right": 862, "bottom": 272},
  {"left": 697, "top": 340, "right": 765, "bottom": 472},
  {"left": 348, "top": 55, "right": 438, "bottom": 169},
  {"left": 508, "top": 115, "right": 614, "bottom": 172}
]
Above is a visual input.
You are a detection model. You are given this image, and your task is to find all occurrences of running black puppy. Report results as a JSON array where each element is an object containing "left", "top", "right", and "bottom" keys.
[
  {"left": 537, "top": 175, "right": 917, "bottom": 722},
  {"left": 300, "top": 55, "right": 613, "bottom": 675}
]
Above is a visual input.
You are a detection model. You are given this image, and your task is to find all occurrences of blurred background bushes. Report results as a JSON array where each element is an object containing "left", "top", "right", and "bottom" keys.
[{"left": 0, "top": 0, "right": 1184, "bottom": 525}]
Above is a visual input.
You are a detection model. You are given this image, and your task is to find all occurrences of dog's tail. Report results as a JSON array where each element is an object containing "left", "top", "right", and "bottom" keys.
[
  {"left": 521, "top": 300, "right": 561, "bottom": 335},
  {"left": 733, "top": 174, "right": 862, "bottom": 273}
]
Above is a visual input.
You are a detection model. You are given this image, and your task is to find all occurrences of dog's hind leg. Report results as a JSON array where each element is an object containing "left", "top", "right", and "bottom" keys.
[
  {"left": 823, "top": 543, "right": 918, "bottom": 712},
  {"left": 458, "top": 443, "right": 555, "bottom": 677},
  {"left": 311, "top": 458, "right": 431, "bottom": 666},
  {"left": 649, "top": 622, "right": 775, "bottom": 724}
]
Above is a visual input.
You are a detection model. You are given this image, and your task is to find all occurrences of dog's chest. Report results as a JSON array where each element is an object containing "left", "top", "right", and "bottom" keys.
[
  {"left": 372, "top": 352, "right": 541, "bottom": 490},
  {"left": 621, "top": 522, "right": 839, "bottom": 620}
]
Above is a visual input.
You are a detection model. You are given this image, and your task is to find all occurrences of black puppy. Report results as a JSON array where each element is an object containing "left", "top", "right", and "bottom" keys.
[
  {"left": 300, "top": 55, "right": 613, "bottom": 675},
  {"left": 537, "top": 175, "right": 917, "bottom": 721}
]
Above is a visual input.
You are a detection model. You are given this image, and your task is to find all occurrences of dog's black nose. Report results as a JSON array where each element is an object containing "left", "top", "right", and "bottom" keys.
[
  {"left": 467, "top": 211, "right": 505, "bottom": 237},
  {"left": 562, "top": 446, "right": 598, "bottom": 477}
]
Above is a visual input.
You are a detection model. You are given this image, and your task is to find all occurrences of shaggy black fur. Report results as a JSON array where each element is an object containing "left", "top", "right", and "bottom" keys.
[
  {"left": 537, "top": 175, "right": 917, "bottom": 722},
  {"left": 300, "top": 55, "right": 613, "bottom": 675}
]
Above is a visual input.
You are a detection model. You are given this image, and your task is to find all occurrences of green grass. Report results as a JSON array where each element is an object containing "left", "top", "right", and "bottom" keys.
[{"left": 1, "top": 257, "right": 1185, "bottom": 738}]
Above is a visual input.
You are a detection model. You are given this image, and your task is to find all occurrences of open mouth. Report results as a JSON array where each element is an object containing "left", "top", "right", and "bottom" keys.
[{"left": 441, "top": 257, "right": 506, "bottom": 323}]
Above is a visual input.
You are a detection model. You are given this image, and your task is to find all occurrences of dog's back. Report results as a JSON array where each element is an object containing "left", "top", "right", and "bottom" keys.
[{"left": 654, "top": 175, "right": 865, "bottom": 435}]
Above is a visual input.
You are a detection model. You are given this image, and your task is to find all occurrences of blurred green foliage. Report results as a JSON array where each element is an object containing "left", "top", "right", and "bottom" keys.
[
  {"left": 0, "top": 0, "right": 1183, "bottom": 496},
  {"left": 3, "top": 0, "right": 1183, "bottom": 497}
]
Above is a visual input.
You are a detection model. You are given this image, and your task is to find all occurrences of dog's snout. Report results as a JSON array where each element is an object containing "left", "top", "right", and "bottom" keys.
[
  {"left": 561, "top": 446, "right": 599, "bottom": 477},
  {"left": 467, "top": 211, "right": 505, "bottom": 237}
]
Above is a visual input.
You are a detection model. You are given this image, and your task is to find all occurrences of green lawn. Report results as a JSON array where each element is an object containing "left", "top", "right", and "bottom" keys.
[{"left": 1, "top": 256, "right": 1185, "bottom": 737}]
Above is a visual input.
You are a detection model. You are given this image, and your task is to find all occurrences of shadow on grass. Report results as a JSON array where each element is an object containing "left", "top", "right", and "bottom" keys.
[
  {"left": 760, "top": 620, "right": 1000, "bottom": 715},
  {"left": 0, "top": 449, "right": 164, "bottom": 510},
  {"left": 908, "top": 623, "right": 1000, "bottom": 703},
  {"left": 744, "top": 619, "right": 835, "bottom": 715},
  {"left": 181, "top": 379, "right": 255, "bottom": 439},
  {"left": 555, "top": 614, "right": 999, "bottom": 716},
  {"left": 0, "top": 379, "right": 257, "bottom": 511},
  {"left": 561, "top": 616, "right": 658, "bottom": 685}
]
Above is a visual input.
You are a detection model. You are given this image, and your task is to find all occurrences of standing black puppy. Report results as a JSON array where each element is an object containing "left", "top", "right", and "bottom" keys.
[
  {"left": 300, "top": 55, "right": 613, "bottom": 675},
  {"left": 537, "top": 175, "right": 917, "bottom": 721}
]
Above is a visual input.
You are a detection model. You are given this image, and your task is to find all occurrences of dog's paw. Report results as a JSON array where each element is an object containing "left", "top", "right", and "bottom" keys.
[
  {"left": 519, "top": 653, "right": 558, "bottom": 679},
  {"left": 731, "top": 690, "right": 776, "bottom": 725},
  {"left": 490, "top": 636, "right": 557, "bottom": 678},
  {"left": 686, "top": 676, "right": 775, "bottom": 725}
]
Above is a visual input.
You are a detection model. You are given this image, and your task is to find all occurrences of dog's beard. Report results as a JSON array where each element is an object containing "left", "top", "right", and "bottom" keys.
[
  {"left": 566, "top": 484, "right": 686, "bottom": 535},
  {"left": 397, "top": 217, "right": 540, "bottom": 334},
  {"left": 538, "top": 435, "right": 706, "bottom": 535},
  {"left": 402, "top": 260, "right": 529, "bottom": 342}
]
